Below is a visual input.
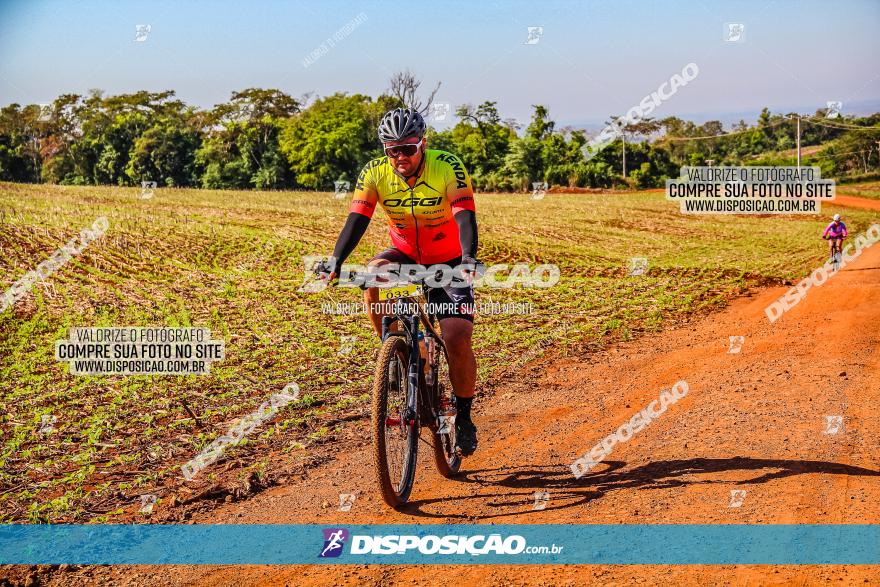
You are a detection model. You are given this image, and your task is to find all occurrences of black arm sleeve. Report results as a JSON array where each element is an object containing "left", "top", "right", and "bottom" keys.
[
  {"left": 331, "top": 212, "right": 371, "bottom": 273},
  {"left": 454, "top": 209, "right": 478, "bottom": 259}
]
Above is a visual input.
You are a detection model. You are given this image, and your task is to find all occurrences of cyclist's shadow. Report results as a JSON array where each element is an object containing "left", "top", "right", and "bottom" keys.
[{"left": 398, "top": 457, "right": 880, "bottom": 519}]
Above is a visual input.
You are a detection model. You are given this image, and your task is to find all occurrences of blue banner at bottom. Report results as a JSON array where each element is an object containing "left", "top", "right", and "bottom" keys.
[{"left": 1, "top": 524, "right": 878, "bottom": 565}]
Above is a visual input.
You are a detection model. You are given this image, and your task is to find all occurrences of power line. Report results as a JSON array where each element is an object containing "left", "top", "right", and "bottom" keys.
[
  {"left": 801, "top": 117, "right": 880, "bottom": 132},
  {"left": 822, "top": 147, "right": 875, "bottom": 158},
  {"left": 658, "top": 119, "right": 789, "bottom": 142},
  {"left": 657, "top": 117, "right": 878, "bottom": 143}
]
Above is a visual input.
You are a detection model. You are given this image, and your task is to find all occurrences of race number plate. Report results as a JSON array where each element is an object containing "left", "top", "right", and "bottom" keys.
[{"left": 378, "top": 283, "right": 422, "bottom": 300}]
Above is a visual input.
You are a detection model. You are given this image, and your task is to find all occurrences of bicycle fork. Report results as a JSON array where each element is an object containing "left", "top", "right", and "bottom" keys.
[
  {"left": 405, "top": 319, "right": 421, "bottom": 426},
  {"left": 404, "top": 355, "right": 419, "bottom": 425}
]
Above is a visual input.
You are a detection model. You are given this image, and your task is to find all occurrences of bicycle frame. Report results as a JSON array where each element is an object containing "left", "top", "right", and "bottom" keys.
[
  {"left": 380, "top": 290, "right": 447, "bottom": 428},
  {"left": 343, "top": 265, "right": 461, "bottom": 432}
]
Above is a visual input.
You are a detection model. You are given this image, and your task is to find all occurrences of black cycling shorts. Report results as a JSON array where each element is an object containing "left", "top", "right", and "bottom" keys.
[{"left": 370, "top": 248, "right": 475, "bottom": 322}]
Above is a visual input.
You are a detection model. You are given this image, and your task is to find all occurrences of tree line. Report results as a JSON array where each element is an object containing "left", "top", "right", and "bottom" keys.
[{"left": 1, "top": 83, "right": 878, "bottom": 192}]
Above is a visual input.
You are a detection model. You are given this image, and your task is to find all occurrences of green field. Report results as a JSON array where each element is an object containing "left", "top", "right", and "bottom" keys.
[
  {"left": 1, "top": 181, "right": 877, "bottom": 523},
  {"left": 838, "top": 181, "right": 880, "bottom": 200}
]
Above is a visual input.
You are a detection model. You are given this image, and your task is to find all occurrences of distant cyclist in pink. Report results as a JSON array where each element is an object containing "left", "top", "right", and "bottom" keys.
[{"left": 822, "top": 214, "right": 847, "bottom": 261}]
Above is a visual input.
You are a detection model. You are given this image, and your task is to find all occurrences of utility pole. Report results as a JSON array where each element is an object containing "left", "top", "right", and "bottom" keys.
[
  {"left": 622, "top": 133, "right": 627, "bottom": 178},
  {"left": 788, "top": 114, "right": 801, "bottom": 169}
]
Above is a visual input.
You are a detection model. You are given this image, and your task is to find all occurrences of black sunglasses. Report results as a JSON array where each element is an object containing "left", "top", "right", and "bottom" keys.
[{"left": 384, "top": 139, "right": 423, "bottom": 158}]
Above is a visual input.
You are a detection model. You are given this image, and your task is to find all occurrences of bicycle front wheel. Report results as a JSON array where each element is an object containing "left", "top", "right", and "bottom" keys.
[{"left": 372, "top": 335, "right": 419, "bottom": 507}]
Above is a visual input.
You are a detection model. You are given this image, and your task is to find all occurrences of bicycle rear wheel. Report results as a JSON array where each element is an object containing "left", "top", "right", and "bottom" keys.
[
  {"left": 431, "top": 344, "right": 461, "bottom": 477},
  {"left": 372, "top": 335, "right": 419, "bottom": 507}
]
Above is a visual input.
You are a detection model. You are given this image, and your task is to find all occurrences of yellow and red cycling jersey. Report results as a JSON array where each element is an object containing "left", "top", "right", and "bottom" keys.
[{"left": 349, "top": 149, "right": 476, "bottom": 265}]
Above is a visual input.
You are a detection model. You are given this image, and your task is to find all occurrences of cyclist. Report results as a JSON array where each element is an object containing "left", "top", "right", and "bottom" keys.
[
  {"left": 316, "top": 107, "right": 480, "bottom": 456},
  {"left": 822, "top": 214, "right": 847, "bottom": 262}
]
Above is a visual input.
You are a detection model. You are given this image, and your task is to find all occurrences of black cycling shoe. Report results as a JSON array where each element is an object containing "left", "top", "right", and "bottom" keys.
[{"left": 455, "top": 418, "right": 478, "bottom": 456}]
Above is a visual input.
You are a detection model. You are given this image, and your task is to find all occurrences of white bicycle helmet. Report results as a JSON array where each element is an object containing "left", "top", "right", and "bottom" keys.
[{"left": 377, "top": 108, "right": 426, "bottom": 142}]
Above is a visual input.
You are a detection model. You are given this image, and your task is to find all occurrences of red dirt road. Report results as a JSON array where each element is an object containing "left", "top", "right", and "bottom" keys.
[
  {"left": 831, "top": 195, "right": 880, "bottom": 211},
  {"left": 49, "top": 210, "right": 880, "bottom": 586}
]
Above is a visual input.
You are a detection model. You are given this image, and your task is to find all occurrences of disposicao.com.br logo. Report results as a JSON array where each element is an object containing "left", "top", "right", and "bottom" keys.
[
  {"left": 319, "top": 528, "right": 349, "bottom": 558},
  {"left": 319, "top": 528, "right": 563, "bottom": 557}
]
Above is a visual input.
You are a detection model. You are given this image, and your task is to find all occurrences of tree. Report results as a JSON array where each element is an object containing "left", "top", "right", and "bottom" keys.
[
  {"left": 5, "top": 88, "right": 878, "bottom": 191},
  {"left": 208, "top": 89, "right": 299, "bottom": 184},
  {"left": 387, "top": 70, "right": 440, "bottom": 114},
  {"left": 0, "top": 104, "right": 43, "bottom": 182},
  {"left": 195, "top": 88, "right": 300, "bottom": 189},
  {"left": 525, "top": 105, "right": 554, "bottom": 141},
  {"left": 822, "top": 128, "right": 880, "bottom": 176},
  {"left": 451, "top": 101, "right": 515, "bottom": 183},
  {"left": 38, "top": 94, "right": 87, "bottom": 184},
  {"left": 126, "top": 120, "right": 200, "bottom": 187},
  {"left": 499, "top": 137, "right": 543, "bottom": 191},
  {"left": 616, "top": 117, "right": 662, "bottom": 177},
  {"left": 59, "top": 90, "right": 192, "bottom": 186},
  {"left": 279, "top": 93, "right": 394, "bottom": 189}
]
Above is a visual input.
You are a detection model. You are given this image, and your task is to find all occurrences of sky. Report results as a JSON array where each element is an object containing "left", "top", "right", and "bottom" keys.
[{"left": 1, "top": 0, "right": 878, "bottom": 128}]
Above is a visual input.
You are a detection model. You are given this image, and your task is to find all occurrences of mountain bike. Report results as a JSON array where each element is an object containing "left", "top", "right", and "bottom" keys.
[
  {"left": 351, "top": 269, "right": 462, "bottom": 507},
  {"left": 825, "top": 236, "right": 843, "bottom": 271}
]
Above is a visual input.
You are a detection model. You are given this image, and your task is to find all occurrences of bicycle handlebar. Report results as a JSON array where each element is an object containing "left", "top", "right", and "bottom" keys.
[
  {"left": 345, "top": 268, "right": 477, "bottom": 290},
  {"left": 317, "top": 263, "right": 485, "bottom": 291}
]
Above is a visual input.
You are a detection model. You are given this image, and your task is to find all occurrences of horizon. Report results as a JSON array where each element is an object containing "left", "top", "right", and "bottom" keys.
[{"left": 1, "top": 0, "right": 878, "bottom": 128}]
